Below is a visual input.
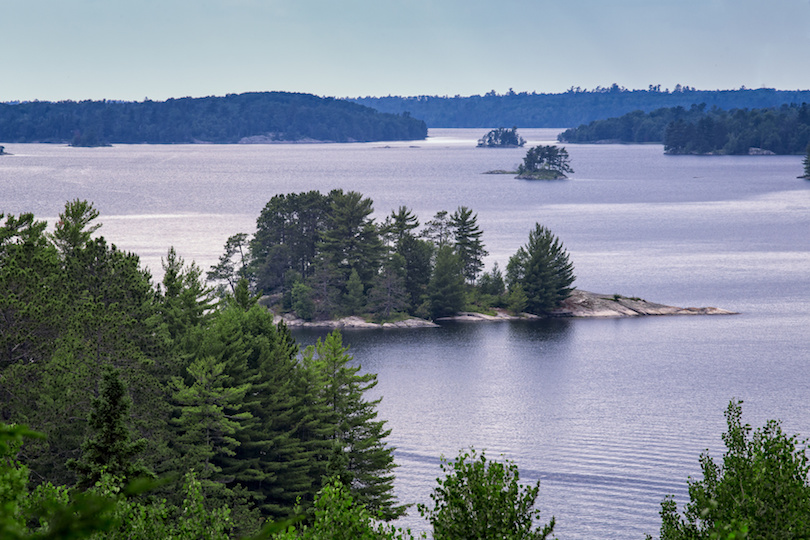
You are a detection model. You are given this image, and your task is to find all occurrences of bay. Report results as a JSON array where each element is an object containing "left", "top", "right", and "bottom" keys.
[{"left": 1, "top": 129, "right": 809, "bottom": 538}]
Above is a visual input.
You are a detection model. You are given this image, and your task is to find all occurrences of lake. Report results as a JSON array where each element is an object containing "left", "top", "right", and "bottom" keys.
[{"left": 1, "top": 129, "right": 809, "bottom": 538}]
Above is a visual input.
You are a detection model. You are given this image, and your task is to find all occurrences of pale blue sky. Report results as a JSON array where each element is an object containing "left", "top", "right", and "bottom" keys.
[{"left": 2, "top": 0, "right": 809, "bottom": 101}]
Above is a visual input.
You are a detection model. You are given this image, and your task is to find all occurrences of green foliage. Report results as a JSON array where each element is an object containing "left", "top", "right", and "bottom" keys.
[
  {"left": 67, "top": 366, "right": 152, "bottom": 490},
  {"left": 477, "top": 127, "right": 526, "bottom": 147},
  {"left": 518, "top": 145, "right": 573, "bottom": 176},
  {"left": 418, "top": 448, "right": 555, "bottom": 540},
  {"left": 507, "top": 224, "right": 575, "bottom": 314},
  {"left": 302, "top": 332, "right": 403, "bottom": 519},
  {"left": 343, "top": 269, "right": 366, "bottom": 316},
  {"left": 50, "top": 199, "right": 101, "bottom": 258},
  {"left": 450, "top": 206, "right": 488, "bottom": 284},
  {"left": 291, "top": 282, "right": 315, "bottom": 321},
  {"left": 507, "top": 284, "right": 528, "bottom": 315},
  {"left": 273, "top": 479, "right": 421, "bottom": 540},
  {"left": 656, "top": 400, "right": 810, "bottom": 540},
  {"left": 0, "top": 92, "right": 427, "bottom": 144},
  {"left": 207, "top": 233, "right": 253, "bottom": 295},
  {"left": 367, "top": 256, "right": 409, "bottom": 320},
  {"left": 427, "top": 245, "right": 466, "bottom": 319},
  {"left": 478, "top": 262, "right": 506, "bottom": 297}
]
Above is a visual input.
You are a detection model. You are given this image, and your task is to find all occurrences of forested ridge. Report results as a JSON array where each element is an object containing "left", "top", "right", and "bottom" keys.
[
  {"left": 0, "top": 92, "right": 427, "bottom": 145},
  {"left": 558, "top": 103, "right": 810, "bottom": 155},
  {"left": 352, "top": 85, "right": 810, "bottom": 128}
]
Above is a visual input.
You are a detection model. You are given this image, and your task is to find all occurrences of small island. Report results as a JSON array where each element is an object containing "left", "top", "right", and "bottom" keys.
[
  {"left": 477, "top": 127, "right": 526, "bottom": 148},
  {"left": 484, "top": 144, "right": 573, "bottom": 180},
  {"left": 0, "top": 145, "right": 6, "bottom": 155}
]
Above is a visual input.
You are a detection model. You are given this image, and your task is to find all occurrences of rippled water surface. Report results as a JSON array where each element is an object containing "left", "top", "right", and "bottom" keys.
[{"left": 2, "top": 129, "right": 809, "bottom": 538}]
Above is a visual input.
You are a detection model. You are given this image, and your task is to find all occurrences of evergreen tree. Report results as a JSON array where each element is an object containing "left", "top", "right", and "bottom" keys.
[
  {"left": 318, "top": 190, "right": 384, "bottom": 289},
  {"left": 386, "top": 206, "right": 420, "bottom": 249},
  {"left": 478, "top": 262, "right": 506, "bottom": 297},
  {"left": 450, "top": 206, "right": 488, "bottom": 283},
  {"left": 343, "top": 268, "right": 366, "bottom": 316},
  {"left": 207, "top": 233, "right": 252, "bottom": 295},
  {"left": 49, "top": 199, "right": 101, "bottom": 258},
  {"left": 171, "top": 356, "right": 252, "bottom": 489},
  {"left": 67, "top": 366, "right": 151, "bottom": 490},
  {"left": 303, "top": 331, "right": 404, "bottom": 519},
  {"left": 367, "top": 255, "right": 409, "bottom": 320},
  {"left": 428, "top": 245, "right": 466, "bottom": 319},
  {"left": 507, "top": 223, "right": 575, "bottom": 314},
  {"left": 422, "top": 210, "right": 453, "bottom": 247},
  {"left": 396, "top": 234, "right": 434, "bottom": 313}
]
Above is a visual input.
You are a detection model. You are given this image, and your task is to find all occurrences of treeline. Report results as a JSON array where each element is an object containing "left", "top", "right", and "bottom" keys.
[
  {"left": 351, "top": 85, "right": 810, "bottom": 128},
  {"left": 0, "top": 92, "right": 427, "bottom": 145},
  {"left": 558, "top": 103, "right": 810, "bottom": 155},
  {"left": 209, "top": 190, "right": 576, "bottom": 321},
  {"left": 0, "top": 200, "right": 403, "bottom": 537}
]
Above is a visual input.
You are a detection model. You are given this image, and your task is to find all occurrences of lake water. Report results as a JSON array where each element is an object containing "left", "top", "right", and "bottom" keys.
[{"left": 2, "top": 129, "right": 809, "bottom": 538}]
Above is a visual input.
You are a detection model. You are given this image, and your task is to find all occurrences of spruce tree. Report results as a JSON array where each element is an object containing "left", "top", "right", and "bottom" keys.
[
  {"left": 303, "top": 331, "right": 404, "bottom": 519},
  {"left": 507, "top": 223, "right": 575, "bottom": 314},
  {"left": 343, "top": 268, "right": 366, "bottom": 316},
  {"left": 428, "top": 245, "right": 466, "bottom": 319},
  {"left": 68, "top": 366, "right": 151, "bottom": 489}
]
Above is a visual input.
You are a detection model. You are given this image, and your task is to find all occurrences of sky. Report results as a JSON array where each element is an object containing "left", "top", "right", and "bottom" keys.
[{"left": 2, "top": 0, "right": 810, "bottom": 102}]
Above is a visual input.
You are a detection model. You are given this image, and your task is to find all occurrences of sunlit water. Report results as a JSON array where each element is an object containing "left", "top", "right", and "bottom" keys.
[{"left": 2, "top": 129, "right": 809, "bottom": 538}]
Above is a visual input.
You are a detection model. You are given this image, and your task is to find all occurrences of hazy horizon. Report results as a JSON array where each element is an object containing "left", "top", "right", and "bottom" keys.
[{"left": 2, "top": 0, "right": 809, "bottom": 102}]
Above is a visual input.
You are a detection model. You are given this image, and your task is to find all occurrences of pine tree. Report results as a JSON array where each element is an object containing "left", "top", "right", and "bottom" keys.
[
  {"left": 450, "top": 206, "right": 488, "bottom": 283},
  {"left": 171, "top": 356, "right": 252, "bottom": 488},
  {"left": 343, "top": 268, "right": 366, "bottom": 316},
  {"left": 507, "top": 223, "right": 575, "bottom": 314},
  {"left": 367, "top": 255, "right": 409, "bottom": 320},
  {"left": 68, "top": 366, "right": 151, "bottom": 489},
  {"left": 303, "top": 331, "right": 404, "bottom": 519},
  {"left": 428, "top": 245, "right": 466, "bottom": 319}
]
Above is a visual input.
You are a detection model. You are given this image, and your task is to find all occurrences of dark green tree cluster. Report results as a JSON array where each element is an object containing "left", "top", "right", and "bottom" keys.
[
  {"left": 214, "top": 192, "right": 576, "bottom": 320},
  {"left": 0, "top": 200, "right": 403, "bottom": 536},
  {"left": 517, "top": 145, "right": 573, "bottom": 178},
  {"left": 652, "top": 400, "right": 810, "bottom": 540},
  {"left": 229, "top": 193, "right": 498, "bottom": 321},
  {"left": 353, "top": 86, "right": 810, "bottom": 128},
  {"left": 477, "top": 127, "right": 526, "bottom": 147},
  {"left": 0, "top": 92, "right": 427, "bottom": 145},
  {"left": 559, "top": 102, "right": 810, "bottom": 155}
]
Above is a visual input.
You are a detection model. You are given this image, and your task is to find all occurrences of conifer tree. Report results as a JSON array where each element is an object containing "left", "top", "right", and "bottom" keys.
[
  {"left": 450, "top": 206, "right": 488, "bottom": 283},
  {"left": 343, "top": 268, "right": 366, "bottom": 316},
  {"left": 171, "top": 356, "right": 252, "bottom": 488},
  {"left": 68, "top": 366, "right": 151, "bottom": 490},
  {"left": 507, "top": 223, "right": 575, "bottom": 314},
  {"left": 303, "top": 331, "right": 404, "bottom": 519},
  {"left": 428, "top": 245, "right": 466, "bottom": 319}
]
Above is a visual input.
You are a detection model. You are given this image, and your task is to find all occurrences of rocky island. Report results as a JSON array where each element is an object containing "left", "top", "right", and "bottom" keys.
[{"left": 271, "top": 290, "right": 735, "bottom": 329}]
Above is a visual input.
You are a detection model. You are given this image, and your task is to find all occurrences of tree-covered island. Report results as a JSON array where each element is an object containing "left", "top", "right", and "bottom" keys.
[
  {"left": 477, "top": 126, "right": 526, "bottom": 147},
  {"left": 0, "top": 92, "right": 428, "bottom": 145},
  {"left": 208, "top": 190, "right": 578, "bottom": 324}
]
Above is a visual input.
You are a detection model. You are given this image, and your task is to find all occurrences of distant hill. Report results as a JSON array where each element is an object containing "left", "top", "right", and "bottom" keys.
[
  {"left": 0, "top": 92, "right": 427, "bottom": 145},
  {"left": 352, "top": 85, "right": 810, "bottom": 128}
]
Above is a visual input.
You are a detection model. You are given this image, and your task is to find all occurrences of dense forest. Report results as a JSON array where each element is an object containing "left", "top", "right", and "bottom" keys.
[
  {"left": 0, "top": 92, "right": 427, "bottom": 145},
  {"left": 558, "top": 103, "right": 810, "bottom": 155},
  {"left": 208, "top": 190, "right": 576, "bottom": 322},
  {"left": 352, "top": 85, "right": 810, "bottom": 128}
]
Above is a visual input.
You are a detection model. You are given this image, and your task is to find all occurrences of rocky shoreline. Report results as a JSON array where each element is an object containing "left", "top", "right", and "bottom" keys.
[{"left": 271, "top": 290, "right": 736, "bottom": 329}]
